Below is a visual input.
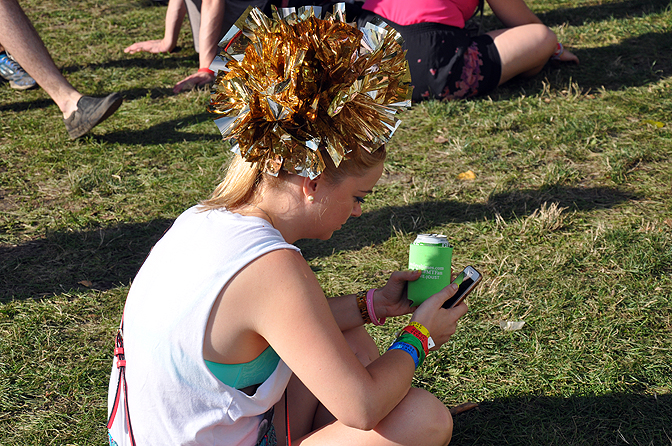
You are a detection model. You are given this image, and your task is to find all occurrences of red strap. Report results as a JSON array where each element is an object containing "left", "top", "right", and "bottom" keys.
[
  {"left": 107, "top": 318, "right": 136, "bottom": 446},
  {"left": 107, "top": 370, "right": 123, "bottom": 429},
  {"left": 285, "top": 390, "right": 291, "bottom": 446}
]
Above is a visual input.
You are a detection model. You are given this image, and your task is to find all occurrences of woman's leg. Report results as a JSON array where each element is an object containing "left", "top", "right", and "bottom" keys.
[
  {"left": 487, "top": 23, "right": 557, "bottom": 85},
  {"left": 295, "top": 387, "right": 452, "bottom": 446},
  {"left": 273, "top": 326, "right": 453, "bottom": 446}
]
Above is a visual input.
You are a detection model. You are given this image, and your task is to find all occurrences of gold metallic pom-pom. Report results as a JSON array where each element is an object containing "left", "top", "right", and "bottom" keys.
[{"left": 208, "top": 3, "right": 412, "bottom": 179}]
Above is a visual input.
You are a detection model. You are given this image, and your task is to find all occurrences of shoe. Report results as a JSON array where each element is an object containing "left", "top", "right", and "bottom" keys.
[
  {"left": 0, "top": 52, "right": 37, "bottom": 90},
  {"left": 63, "top": 93, "right": 123, "bottom": 139}
]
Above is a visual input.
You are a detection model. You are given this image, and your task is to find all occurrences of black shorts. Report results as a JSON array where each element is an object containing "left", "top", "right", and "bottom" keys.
[{"left": 356, "top": 10, "right": 502, "bottom": 102}]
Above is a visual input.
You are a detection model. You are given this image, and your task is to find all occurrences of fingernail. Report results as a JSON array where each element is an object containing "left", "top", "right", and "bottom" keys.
[{"left": 450, "top": 283, "right": 458, "bottom": 291}]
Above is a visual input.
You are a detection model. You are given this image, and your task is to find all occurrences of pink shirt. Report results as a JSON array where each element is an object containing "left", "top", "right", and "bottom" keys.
[{"left": 361, "top": 0, "right": 480, "bottom": 28}]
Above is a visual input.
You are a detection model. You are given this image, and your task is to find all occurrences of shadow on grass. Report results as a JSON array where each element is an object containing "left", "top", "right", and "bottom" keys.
[
  {"left": 0, "top": 97, "right": 56, "bottom": 114},
  {"left": 99, "top": 111, "right": 220, "bottom": 145},
  {"left": 450, "top": 393, "right": 672, "bottom": 446},
  {"left": 536, "top": 0, "right": 672, "bottom": 27},
  {"left": 0, "top": 184, "right": 635, "bottom": 301},
  {"left": 0, "top": 219, "right": 174, "bottom": 303},
  {"left": 297, "top": 185, "right": 637, "bottom": 260},
  {"left": 58, "top": 52, "right": 198, "bottom": 76},
  {"left": 0, "top": 52, "right": 203, "bottom": 113},
  {"left": 0, "top": 87, "right": 178, "bottom": 114}
]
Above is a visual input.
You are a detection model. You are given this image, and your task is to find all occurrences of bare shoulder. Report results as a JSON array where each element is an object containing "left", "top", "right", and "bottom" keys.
[
  {"left": 226, "top": 248, "right": 324, "bottom": 311},
  {"left": 239, "top": 248, "right": 313, "bottom": 285}
]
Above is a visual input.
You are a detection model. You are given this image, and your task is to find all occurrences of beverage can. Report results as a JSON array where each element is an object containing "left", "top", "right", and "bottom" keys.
[{"left": 407, "top": 234, "right": 453, "bottom": 306}]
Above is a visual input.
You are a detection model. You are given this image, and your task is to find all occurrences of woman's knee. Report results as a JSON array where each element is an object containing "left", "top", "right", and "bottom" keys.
[
  {"left": 522, "top": 23, "right": 557, "bottom": 57},
  {"left": 400, "top": 388, "right": 453, "bottom": 446},
  {"left": 541, "top": 25, "right": 558, "bottom": 54}
]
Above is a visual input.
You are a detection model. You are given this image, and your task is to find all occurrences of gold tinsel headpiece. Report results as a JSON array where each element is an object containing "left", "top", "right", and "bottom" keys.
[{"left": 207, "top": 3, "right": 412, "bottom": 179}]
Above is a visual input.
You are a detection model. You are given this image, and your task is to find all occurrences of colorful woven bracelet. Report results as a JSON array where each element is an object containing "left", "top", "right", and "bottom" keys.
[
  {"left": 388, "top": 341, "right": 420, "bottom": 369},
  {"left": 366, "top": 288, "right": 386, "bottom": 326},
  {"left": 397, "top": 333, "right": 426, "bottom": 367},
  {"left": 356, "top": 290, "right": 372, "bottom": 324}
]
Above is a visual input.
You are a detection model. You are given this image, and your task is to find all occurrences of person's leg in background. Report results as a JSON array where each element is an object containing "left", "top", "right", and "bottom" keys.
[{"left": 0, "top": 0, "right": 122, "bottom": 138}]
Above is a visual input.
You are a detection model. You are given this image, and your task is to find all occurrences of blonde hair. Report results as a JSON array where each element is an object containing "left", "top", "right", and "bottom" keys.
[{"left": 201, "top": 146, "right": 386, "bottom": 210}]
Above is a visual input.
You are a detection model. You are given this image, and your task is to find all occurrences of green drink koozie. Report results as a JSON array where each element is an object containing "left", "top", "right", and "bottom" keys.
[{"left": 407, "top": 234, "right": 452, "bottom": 306}]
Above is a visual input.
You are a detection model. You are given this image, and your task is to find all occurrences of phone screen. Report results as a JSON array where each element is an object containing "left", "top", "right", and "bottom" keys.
[
  {"left": 442, "top": 268, "right": 480, "bottom": 309},
  {"left": 454, "top": 273, "right": 474, "bottom": 296}
]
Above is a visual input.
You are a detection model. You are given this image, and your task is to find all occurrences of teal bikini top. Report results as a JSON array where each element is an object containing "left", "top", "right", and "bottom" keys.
[{"left": 205, "top": 346, "right": 280, "bottom": 390}]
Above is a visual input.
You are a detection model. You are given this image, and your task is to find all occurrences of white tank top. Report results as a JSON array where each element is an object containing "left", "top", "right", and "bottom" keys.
[{"left": 107, "top": 206, "right": 299, "bottom": 445}]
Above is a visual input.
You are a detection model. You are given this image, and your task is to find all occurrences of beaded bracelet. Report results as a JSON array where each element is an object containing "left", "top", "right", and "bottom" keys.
[
  {"left": 366, "top": 288, "right": 386, "bottom": 326},
  {"left": 356, "top": 290, "right": 372, "bottom": 324},
  {"left": 388, "top": 341, "right": 420, "bottom": 369},
  {"left": 397, "top": 333, "right": 426, "bottom": 368}
]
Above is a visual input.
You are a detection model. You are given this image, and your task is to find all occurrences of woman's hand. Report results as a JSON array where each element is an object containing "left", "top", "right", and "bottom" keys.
[
  {"left": 410, "top": 284, "right": 469, "bottom": 350},
  {"left": 173, "top": 70, "right": 215, "bottom": 93},
  {"left": 124, "top": 39, "right": 175, "bottom": 55},
  {"left": 374, "top": 270, "right": 423, "bottom": 319}
]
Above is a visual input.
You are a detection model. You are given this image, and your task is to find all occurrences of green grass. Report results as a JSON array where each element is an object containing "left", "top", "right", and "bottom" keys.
[{"left": 1, "top": 0, "right": 671, "bottom": 444}]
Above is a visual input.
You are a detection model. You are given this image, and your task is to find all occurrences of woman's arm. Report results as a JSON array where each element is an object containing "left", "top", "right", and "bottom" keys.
[
  {"left": 124, "top": 0, "right": 185, "bottom": 54},
  {"left": 172, "top": 0, "right": 224, "bottom": 93},
  {"left": 326, "top": 270, "right": 422, "bottom": 332},
  {"left": 486, "top": 0, "right": 543, "bottom": 28},
  {"left": 223, "top": 249, "right": 466, "bottom": 430}
]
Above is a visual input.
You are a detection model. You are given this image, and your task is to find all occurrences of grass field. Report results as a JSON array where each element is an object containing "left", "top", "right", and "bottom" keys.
[{"left": 1, "top": 0, "right": 671, "bottom": 444}]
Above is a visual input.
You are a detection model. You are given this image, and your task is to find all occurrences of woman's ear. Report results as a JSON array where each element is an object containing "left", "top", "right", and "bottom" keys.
[{"left": 302, "top": 175, "right": 321, "bottom": 202}]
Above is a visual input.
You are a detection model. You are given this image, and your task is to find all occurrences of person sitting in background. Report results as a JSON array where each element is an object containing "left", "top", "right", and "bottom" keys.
[
  {"left": 0, "top": 0, "right": 123, "bottom": 138},
  {"left": 0, "top": 44, "right": 36, "bottom": 90},
  {"left": 107, "top": 6, "right": 468, "bottom": 446},
  {"left": 356, "top": 0, "right": 579, "bottom": 102},
  {"left": 124, "top": 0, "right": 276, "bottom": 93}
]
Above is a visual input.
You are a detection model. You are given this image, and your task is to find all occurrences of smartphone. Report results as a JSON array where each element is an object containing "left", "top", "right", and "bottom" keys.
[{"left": 442, "top": 266, "right": 482, "bottom": 309}]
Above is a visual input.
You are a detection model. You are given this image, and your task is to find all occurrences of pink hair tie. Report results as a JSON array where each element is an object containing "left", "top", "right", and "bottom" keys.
[{"left": 366, "top": 288, "right": 386, "bottom": 326}]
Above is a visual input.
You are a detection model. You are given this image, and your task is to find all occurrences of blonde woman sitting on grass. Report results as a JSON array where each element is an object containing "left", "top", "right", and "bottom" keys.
[{"left": 107, "top": 5, "right": 468, "bottom": 446}]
